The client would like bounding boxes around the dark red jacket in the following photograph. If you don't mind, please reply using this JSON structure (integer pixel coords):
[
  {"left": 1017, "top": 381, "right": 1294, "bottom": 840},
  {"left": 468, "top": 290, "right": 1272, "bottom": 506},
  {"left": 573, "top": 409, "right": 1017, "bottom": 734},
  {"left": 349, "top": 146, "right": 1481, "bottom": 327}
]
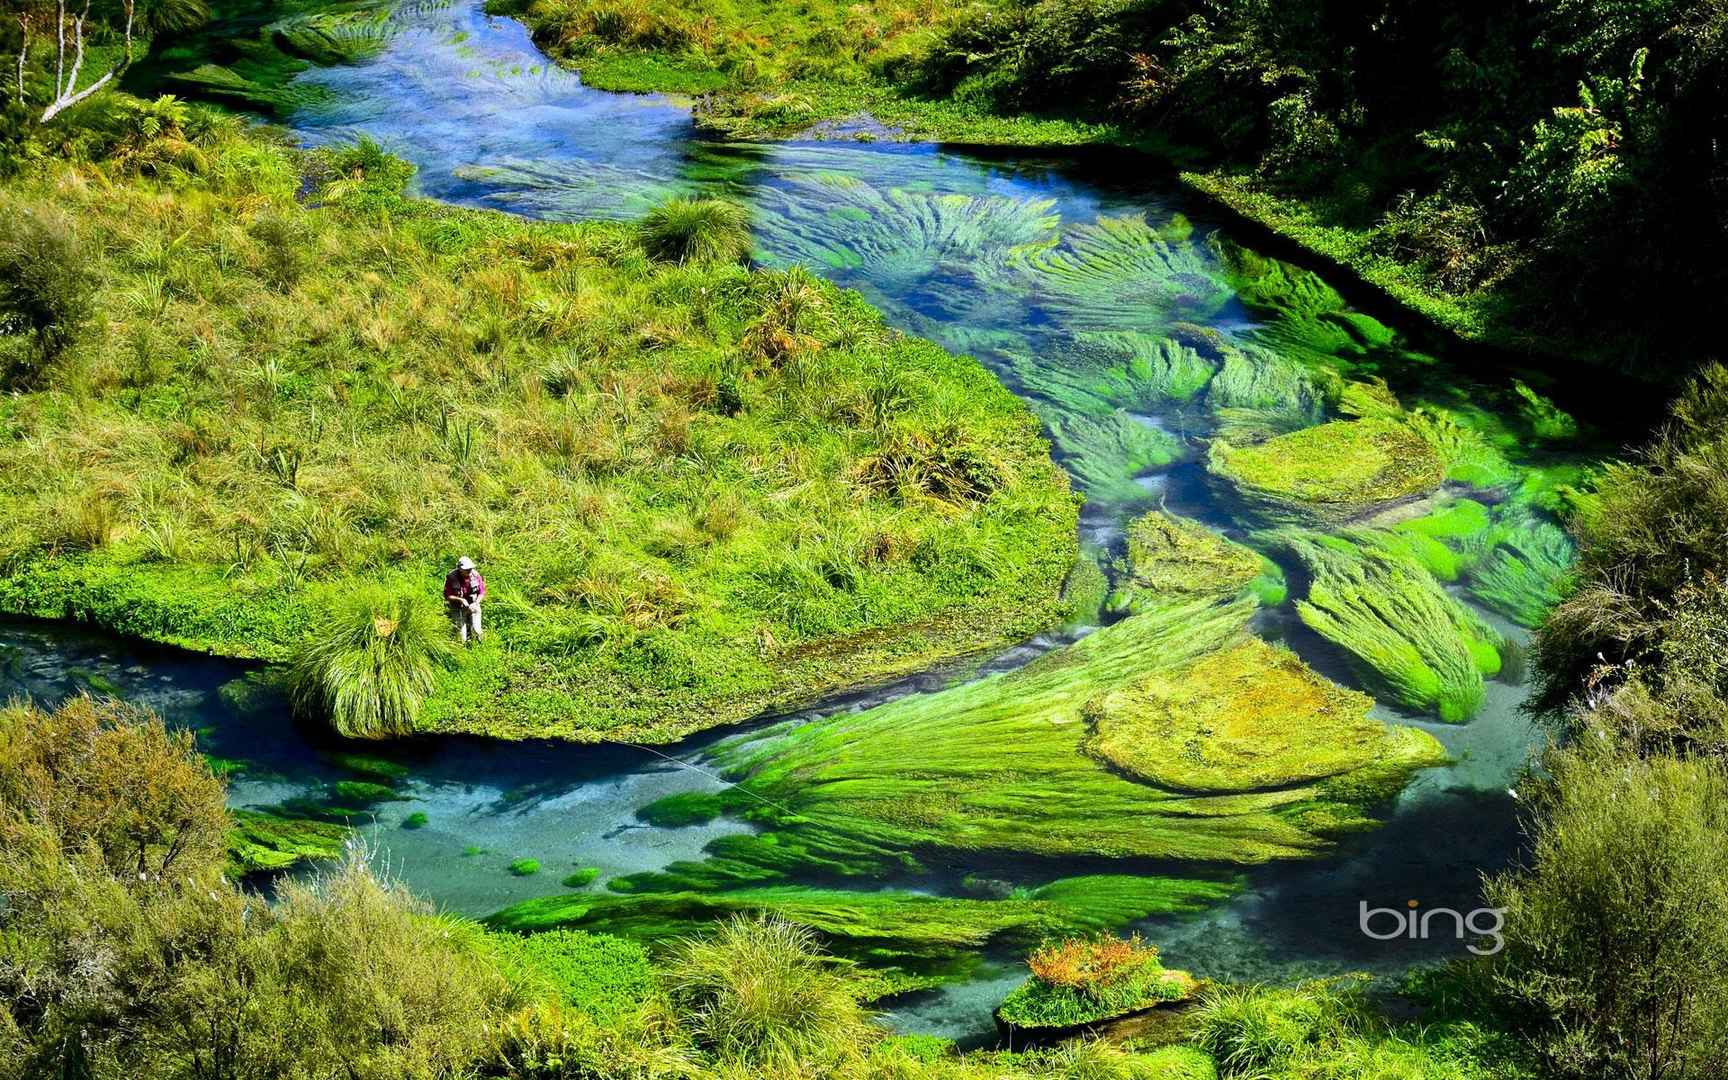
[{"left": 444, "top": 568, "right": 485, "bottom": 604}]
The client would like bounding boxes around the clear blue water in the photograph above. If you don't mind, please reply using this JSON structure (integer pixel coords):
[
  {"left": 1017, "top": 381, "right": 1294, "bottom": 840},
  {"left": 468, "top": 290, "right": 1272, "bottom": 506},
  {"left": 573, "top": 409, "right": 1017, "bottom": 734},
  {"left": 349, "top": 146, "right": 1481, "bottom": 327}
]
[{"left": 10, "top": 0, "right": 1569, "bottom": 1040}]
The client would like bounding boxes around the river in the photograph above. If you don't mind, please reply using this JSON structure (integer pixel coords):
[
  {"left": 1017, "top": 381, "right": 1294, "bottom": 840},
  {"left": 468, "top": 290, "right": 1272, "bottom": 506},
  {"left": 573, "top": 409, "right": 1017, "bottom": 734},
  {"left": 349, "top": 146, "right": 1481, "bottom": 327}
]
[{"left": 13, "top": 0, "right": 1574, "bottom": 1041}]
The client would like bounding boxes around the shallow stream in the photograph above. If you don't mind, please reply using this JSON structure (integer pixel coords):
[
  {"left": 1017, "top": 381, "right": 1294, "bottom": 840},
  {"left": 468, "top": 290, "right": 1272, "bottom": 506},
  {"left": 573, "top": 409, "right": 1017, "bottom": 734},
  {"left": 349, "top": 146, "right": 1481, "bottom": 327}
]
[{"left": 16, "top": 0, "right": 1600, "bottom": 1040}]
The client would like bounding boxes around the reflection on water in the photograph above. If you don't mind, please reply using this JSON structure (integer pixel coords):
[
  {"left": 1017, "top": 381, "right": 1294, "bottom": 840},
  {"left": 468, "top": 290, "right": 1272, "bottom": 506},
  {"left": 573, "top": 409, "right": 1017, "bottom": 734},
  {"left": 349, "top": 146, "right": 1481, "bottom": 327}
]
[{"left": 21, "top": 0, "right": 1580, "bottom": 1040}]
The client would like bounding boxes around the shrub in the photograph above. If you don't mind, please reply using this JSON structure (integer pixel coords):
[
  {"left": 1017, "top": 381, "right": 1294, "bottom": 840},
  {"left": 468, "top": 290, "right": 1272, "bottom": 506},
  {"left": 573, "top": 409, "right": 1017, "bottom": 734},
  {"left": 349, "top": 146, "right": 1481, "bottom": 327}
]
[
  {"left": 0, "top": 696, "right": 229, "bottom": 881},
  {"left": 1486, "top": 747, "right": 1728, "bottom": 1079},
  {"left": 0, "top": 202, "right": 96, "bottom": 376},
  {"left": 285, "top": 587, "right": 458, "bottom": 737},
  {"left": 637, "top": 197, "right": 752, "bottom": 265},
  {"left": 663, "top": 915, "right": 877, "bottom": 1071}
]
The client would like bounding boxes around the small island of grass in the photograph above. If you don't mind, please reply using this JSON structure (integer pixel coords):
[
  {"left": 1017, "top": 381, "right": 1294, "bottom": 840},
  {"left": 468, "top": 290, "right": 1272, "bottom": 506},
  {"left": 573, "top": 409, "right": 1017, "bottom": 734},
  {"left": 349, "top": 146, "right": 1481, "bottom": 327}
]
[{"left": 996, "top": 934, "right": 1197, "bottom": 1036}]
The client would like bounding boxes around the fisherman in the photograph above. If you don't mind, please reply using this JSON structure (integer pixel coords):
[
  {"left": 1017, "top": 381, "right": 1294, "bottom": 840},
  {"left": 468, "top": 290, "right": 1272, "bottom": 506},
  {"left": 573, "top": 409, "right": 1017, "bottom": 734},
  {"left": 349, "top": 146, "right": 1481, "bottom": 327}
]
[{"left": 443, "top": 556, "right": 485, "bottom": 644}]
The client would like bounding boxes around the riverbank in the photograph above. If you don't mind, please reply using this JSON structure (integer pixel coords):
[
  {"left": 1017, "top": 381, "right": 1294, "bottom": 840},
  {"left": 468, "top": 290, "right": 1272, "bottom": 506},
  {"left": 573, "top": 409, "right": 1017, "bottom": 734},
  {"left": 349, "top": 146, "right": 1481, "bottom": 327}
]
[
  {"left": 488, "top": 0, "right": 1709, "bottom": 381},
  {"left": 0, "top": 117, "right": 1078, "bottom": 743}
]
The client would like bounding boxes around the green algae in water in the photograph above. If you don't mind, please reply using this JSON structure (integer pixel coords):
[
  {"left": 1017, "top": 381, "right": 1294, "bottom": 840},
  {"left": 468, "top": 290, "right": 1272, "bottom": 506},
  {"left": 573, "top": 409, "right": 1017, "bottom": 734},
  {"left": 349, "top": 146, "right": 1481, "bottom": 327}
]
[
  {"left": 1110, "top": 510, "right": 1265, "bottom": 614},
  {"left": 1038, "top": 408, "right": 1186, "bottom": 511},
  {"left": 401, "top": 811, "right": 429, "bottom": 829},
  {"left": 636, "top": 790, "right": 733, "bottom": 827},
  {"left": 1209, "top": 417, "right": 1445, "bottom": 527},
  {"left": 509, "top": 858, "right": 542, "bottom": 877},
  {"left": 562, "top": 867, "right": 602, "bottom": 889},
  {"left": 487, "top": 874, "right": 1240, "bottom": 989},
  {"left": 1280, "top": 533, "right": 1507, "bottom": 722},
  {"left": 1019, "top": 213, "right": 1233, "bottom": 332},
  {"left": 229, "top": 809, "right": 349, "bottom": 873},
  {"left": 454, "top": 159, "right": 690, "bottom": 221},
  {"left": 754, "top": 174, "right": 1059, "bottom": 287},
  {"left": 1008, "top": 331, "right": 1217, "bottom": 417},
  {"left": 1464, "top": 511, "right": 1575, "bottom": 627},
  {"left": 1084, "top": 636, "right": 1447, "bottom": 793}
]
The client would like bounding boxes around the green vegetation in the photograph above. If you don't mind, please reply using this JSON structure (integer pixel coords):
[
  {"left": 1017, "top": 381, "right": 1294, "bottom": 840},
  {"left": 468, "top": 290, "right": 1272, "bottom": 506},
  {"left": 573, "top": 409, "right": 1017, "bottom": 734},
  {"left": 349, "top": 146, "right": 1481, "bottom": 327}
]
[
  {"left": 286, "top": 587, "right": 457, "bottom": 738},
  {"left": 561, "top": 866, "right": 600, "bottom": 889},
  {"left": 1017, "top": 214, "right": 1232, "bottom": 333},
  {"left": 0, "top": 111, "right": 1077, "bottom": 743},
  {"left": 1085, "top": 637, "right": 1446, "bottom": 793},
  {"left": 402, "top": 810, "right": 430, "bottom": 829},
  {"left": 1109, "top": 509, "right": 1264, "bottom": 613},
  {"left": 509, "top": 858, "right": 542, "bottom": 877},
  {"left": 0, "top": 700, "right": 1542, "bottom": 1078},
  {"left": 636, "top": 196, "right": 752, "bottom": 266},
  {"left": 1282, "top": 533, "right": 1507, "bottom": 722},
  {"left": 997, "top": 935, "right": 1194, "bottom": 1032},
  {"left": 1208, "top": 418, "right": 1445, "bottom": 527},
  {"left": 230, "top": 808, "right": 351, "bottom": 872}
]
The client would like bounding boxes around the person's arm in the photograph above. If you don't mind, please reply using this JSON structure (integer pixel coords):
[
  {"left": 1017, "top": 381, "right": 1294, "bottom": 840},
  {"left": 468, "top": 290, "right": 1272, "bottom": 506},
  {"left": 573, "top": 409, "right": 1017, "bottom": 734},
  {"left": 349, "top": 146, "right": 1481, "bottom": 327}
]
[{"left": 443, "top": 574, "right": 461, "bottom": 604}]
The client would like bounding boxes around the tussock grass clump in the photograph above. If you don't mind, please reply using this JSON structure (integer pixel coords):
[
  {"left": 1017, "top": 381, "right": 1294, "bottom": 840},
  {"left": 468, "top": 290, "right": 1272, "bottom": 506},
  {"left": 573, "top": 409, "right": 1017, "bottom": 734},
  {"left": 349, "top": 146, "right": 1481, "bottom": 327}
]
[
  {"left": 1085, "top": 637, "right": 1446, "bottom": 792},
  {"left": 998, "top": 934, "right": 1194, "bottom": 1031},
  {"left": 1282, "top": 533, "right": 1507, "bottom": 722},
  {"left": 637, "top": 196, "right": 752, "bottom": 265},
  {"left": 665, "top": 915, "right": 877, "bottom": 1072},
  {"left": 0, "top": 202, "right": 96, "bottom": 379},
  {"left": 285, "top": 588, "right": 456, "bottom": 739},
  {"left": 1111, "top": 510, "right": 1264, "bottom": 612},
  {"left": 1208, "top": 417, "right": 1445, "bottom": 526}
]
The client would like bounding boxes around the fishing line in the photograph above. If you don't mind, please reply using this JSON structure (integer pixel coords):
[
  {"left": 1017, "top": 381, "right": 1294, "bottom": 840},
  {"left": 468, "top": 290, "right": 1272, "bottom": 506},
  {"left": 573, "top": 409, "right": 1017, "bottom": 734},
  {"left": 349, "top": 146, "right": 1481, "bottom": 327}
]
[{"left": 625, "top": 742, "right": 799, "bottom": 819}]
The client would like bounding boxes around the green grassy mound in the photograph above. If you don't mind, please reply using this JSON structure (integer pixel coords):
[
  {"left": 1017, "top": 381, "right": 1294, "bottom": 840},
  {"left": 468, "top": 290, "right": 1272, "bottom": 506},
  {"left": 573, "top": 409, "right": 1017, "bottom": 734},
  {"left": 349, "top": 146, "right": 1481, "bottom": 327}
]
[
  {"left": 0, "top": 125, "right": 1077, "bottom": 742},
  {"left": 1085, "top": 637, "right": 1446, "bottom": 793},
  {"left": 1110, "top": 510, "right": 1265, "bottom": 613},
  {"left": 1209, "top": 417, "right": 1446, "bottom": 527},
  {"left": 997, "top": 936, "right": 1197, "bottom": 1031},
  {"left": 1282, "top": 533, "right": 1508, "bottom": 722}
]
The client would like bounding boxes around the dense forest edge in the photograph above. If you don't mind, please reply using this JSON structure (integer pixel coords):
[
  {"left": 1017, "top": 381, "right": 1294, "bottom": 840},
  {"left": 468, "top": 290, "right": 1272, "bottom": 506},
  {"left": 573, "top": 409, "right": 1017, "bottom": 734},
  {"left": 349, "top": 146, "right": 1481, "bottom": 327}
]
[
  {"left": 483, "top": 0, "right": 1728, "bottom": 377},
  {"left": 5, "top": 2, "right": 1728, "bottom": 1079}
]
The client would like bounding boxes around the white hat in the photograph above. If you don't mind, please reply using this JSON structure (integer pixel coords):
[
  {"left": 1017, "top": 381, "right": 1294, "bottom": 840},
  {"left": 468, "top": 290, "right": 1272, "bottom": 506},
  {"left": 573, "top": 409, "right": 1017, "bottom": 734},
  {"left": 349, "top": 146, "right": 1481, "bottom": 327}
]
[{"left": 457, "top": 556, "right": 475, "bottom": 570}]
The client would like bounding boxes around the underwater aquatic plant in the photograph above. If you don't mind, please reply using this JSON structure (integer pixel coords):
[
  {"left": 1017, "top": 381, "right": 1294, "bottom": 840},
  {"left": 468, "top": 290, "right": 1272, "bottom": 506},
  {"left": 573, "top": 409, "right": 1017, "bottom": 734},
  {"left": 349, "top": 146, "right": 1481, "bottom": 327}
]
[
  {"left": 1512, "top": 379, "right": 1579, "bottom": 443},
  {"left": 455, "top": 159, "right": 687, "bottom": 221},
  {"left": 1007, "top": 331, "right": 1217, "bottom": 417},
  {"left": 275, "top": 8, "right": 404, "bottom": 67},
  {"left": 1204, "top": 338, "right": 1325, "bottom": 442},
  {"left": 637, "top": 197, "right": 753, "bottom": 265},
  {"left": 1110, "top": 509, "right": 1265, "bottom": 613},
  {"left": 1401, "top": 408, "right": 1518, "bottom": 489},
  {"left": 1085, "top": 636, "right": 1446, "bottom": 791},
  {"left": 1019, "top": 213, "right": 1233, "bottom": 332},
  {"left": 1038, "top": 408, "right": 1186, "bottom": 510},
  {"left": 1465, "top": 512, "right": 1576, "bottom": 627},
  {"left": 285, "top": 587, "right": 457, "bottom": 738},
  {"left": 1208, "top": 417, "right": 1445, "bottom": 526},
  {"left": 1281, "top": 533, "right": 1506, "bottom": 722}
]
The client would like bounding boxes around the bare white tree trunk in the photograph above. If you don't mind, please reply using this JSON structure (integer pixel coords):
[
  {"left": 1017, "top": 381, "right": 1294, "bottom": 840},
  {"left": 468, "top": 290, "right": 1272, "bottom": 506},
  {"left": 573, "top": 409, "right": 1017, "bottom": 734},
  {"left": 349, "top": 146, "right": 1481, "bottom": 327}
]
[
  {"left": 14, "top": 15, "right": 29, "bottom": 103},
  {"left": 39, "top": 0, "right": 116, "bottom": 123},
  {"left": 122, "top": 0, "right": 134, "bottom": 61}
]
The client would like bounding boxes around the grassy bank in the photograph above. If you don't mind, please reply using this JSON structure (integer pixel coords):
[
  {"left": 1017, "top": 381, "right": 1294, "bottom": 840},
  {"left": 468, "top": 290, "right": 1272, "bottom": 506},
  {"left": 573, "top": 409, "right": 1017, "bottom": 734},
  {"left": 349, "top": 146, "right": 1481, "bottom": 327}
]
[{"left": 0, "top": 105, "right": 1078, "bottom": 742}]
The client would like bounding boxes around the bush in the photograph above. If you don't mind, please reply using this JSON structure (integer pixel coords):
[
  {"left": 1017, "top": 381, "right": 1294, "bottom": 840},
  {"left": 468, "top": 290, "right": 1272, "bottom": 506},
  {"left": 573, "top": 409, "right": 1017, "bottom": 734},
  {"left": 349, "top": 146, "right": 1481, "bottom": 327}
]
[
  {"left": 663, "top": 915, "right": 877, "bottom": 1071},
  {"left": 637, "top": 197, "right": 752, "bottom": 265},
  {"left": 1486, "top": 747, "right": 1728, "bottom": 1079},
  {"left": 286, "top": 587, "right": 458, "bottom": 737},
  {"left": 0, "top": 202, "right": 96, "bottom": 376}
]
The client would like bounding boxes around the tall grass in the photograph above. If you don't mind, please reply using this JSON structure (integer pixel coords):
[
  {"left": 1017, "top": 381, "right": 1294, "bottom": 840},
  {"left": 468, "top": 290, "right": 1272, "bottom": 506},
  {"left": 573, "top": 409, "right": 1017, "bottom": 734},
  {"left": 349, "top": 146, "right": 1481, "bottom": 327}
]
[
  {"left": 637, "top": 197, "right": 753, "bottom": 265},
  {"left": 664, "top": 915, "right": 876, "bottom": 1072},
  {"left": 286, "top": 587, "right": 457, "bottom": 737}
]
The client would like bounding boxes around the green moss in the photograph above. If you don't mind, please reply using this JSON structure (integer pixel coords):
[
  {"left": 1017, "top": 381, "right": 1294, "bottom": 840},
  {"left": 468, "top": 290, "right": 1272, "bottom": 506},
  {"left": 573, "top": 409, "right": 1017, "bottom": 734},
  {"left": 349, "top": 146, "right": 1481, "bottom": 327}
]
[
  {"left": 401, "top": 811, "right": 429, "bottom": 830},
  {"left": 227, "top": 809, "right": 349, "bottom": 873},
  {"left": 1111, "top": 510, "right": 1264, "bottom": 613},
  {"left": 330, "top": 781, "right": 403, "bottom": 805},
  {"left": 1208, "top": 417, "right": 1445, "bottom": 526},
  {"left": 509, "top": 858, "right": 542, "bottom": 877},
  {"left": 1085, "top": 636, "right": 1446, "bottom": 792},
  {"left": 562, "top": 867, "right": 601, "bottom": 889},
  {"left": 487, "top": 929, "right": 655, "bottom": 1022},
  {"left": 1281, "top": 533, "right": 1507, "bottom": 722}
]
